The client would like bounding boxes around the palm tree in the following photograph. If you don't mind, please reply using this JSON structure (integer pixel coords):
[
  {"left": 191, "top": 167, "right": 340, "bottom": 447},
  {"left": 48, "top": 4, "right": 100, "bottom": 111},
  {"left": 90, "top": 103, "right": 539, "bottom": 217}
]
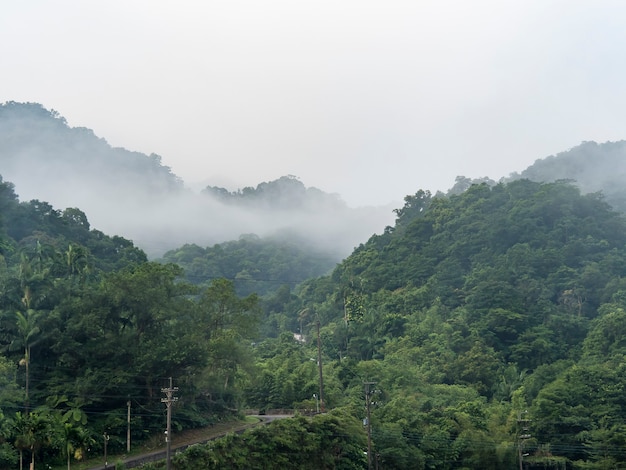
[
  {"left": 12, "top": 310, "right": 41, "bottom": 411},
  {"left": 26, "top": 411, "right": 52, "bottom": 470},
  {"left": 62, "top": 423, "right": 77, "bottom": 470},
  {"left": 297, "top": 308, "right": 310, "bottom": 337},
  {"left": 61, "top": 422, "right": 92, "bottom": 470},
  {"left": 12, "top": 410, "right": 52, "bottom": 470},
  {"left": 12, "top": 412, "right": 29, "bottom": 470},
  {"left": 64, "top": 243, "right": 91, "bottom": 281}
]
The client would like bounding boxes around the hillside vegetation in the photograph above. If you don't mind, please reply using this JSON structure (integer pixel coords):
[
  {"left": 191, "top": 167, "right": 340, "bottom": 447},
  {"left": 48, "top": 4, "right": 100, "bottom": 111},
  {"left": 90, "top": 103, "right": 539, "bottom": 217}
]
[
  {"left": 2, "top": 115, "right": 626, "bottom": 467},
  {"left": 245, "top": 180, "right": 626, "bottom": 469},
  {"left": 159, "top": 234, "right": 337, "bottom": 298}
]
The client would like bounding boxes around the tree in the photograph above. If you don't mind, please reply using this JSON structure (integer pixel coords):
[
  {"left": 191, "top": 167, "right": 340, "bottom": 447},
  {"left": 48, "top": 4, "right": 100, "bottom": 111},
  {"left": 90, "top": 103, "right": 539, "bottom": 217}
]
[
  {"left": 194, "top": 279, "right": 261, "bottom": 409},
  {"left": 199, "top": 278, "right": 260, "bottom": 338},
  {"left": 171, "top": 410, "right": 367, "bottom": 469},
  {"left": 393, "top": 189, "right": 432, "bottom": 227},
  {"left": 532, "top": 362, "right": 626, "bottom": 463},
  {"left": 12, "top": 410, "right": 54, "bottom": 470},
  {"left": 12, "top": 412, "right": 29, "bottom": 470},
  {"left": 60, "top": 420, "right": 93, "bottom": 470},
  {"left": 11, "top": 310, "right": 42, "bottom": 410}
]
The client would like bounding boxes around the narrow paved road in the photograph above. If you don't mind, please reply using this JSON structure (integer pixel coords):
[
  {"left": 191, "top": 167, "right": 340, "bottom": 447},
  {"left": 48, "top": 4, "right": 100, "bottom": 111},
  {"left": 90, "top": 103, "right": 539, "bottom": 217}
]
[{"left": 87, "top": 415, "right": 291, "bottom": 470}]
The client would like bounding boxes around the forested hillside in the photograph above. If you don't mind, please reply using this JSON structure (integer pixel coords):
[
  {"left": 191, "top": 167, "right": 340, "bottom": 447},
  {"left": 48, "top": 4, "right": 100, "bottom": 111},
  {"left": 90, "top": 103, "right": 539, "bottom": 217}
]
[
  {"left": 238, "top": 179, "right": 626, "bottom": 469},
  {"left": 203, "top": 174, "right": 346, "bottom": 211},
  {"left": 4, "top": 176, "right": 626, "bottom": 468},
  {"left": 4, "top": 107, "right": 626, "bottom": 468},
  {"left": 159, "top": 235, "right": 337, "bottom": 297},
  {"left": 0, "top": 173, "right": 276, "bottom": 468}
]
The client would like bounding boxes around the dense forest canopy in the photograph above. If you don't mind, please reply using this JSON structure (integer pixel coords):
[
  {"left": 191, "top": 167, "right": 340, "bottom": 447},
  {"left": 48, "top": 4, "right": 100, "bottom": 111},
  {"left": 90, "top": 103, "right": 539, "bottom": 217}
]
[
  {"left": 0, "top": 174, "right": 270, "bottom": 467},
  {"left": 2, "top": 175, "right": 626, "bottom": 467},
  {"left": 252, "top": 179, "right": 626, "bottom": 469},
  {"left": 159, "top": 234, "right": 337, "bottom": 298}
]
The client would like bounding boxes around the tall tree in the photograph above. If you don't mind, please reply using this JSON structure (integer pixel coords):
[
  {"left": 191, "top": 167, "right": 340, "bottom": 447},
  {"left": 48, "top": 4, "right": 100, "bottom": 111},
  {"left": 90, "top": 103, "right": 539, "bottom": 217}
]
[{"left": 11, "top": 310, "right": 41, "bottom": 410}]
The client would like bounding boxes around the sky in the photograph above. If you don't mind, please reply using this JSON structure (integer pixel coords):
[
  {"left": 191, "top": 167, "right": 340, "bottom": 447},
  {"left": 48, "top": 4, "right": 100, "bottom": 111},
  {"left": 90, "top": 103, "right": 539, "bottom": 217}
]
[{"left": 3, "top": 0, "right": 626, "bottom": 207}]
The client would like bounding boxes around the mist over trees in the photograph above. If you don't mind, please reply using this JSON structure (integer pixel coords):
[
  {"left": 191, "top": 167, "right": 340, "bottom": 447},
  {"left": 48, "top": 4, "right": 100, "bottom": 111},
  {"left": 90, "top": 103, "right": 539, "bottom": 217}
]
[
  {"left": 508, "top": 140, "right": 626, "bottom": 212},
  {"left": 159, "top": 234, "right": 338, "bottom": 298},
  {"left": 0, "top": 102, "right": 394, "bottom": 258},
  {"left": 203, "top": 175, "right": 346, "bottom": 211}
]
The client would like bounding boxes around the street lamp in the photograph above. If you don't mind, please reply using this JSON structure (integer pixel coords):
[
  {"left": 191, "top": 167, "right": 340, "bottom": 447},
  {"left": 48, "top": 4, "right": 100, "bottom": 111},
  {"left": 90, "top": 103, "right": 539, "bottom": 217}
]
[{"left": 313, "top": 393, "right": 319, "bottom": 413}]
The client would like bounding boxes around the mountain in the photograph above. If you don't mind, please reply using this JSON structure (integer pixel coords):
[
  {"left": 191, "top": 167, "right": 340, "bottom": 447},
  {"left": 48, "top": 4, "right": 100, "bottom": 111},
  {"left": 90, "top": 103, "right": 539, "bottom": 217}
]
[
  {"left": 508, "top": 140, "right": 626, "bottom": 212},
  {"left": 0, "top": 102, "right": 394, "bottom": 258},
  {"left": 0, "top": 101, "right": 184, "bottom": 199}
]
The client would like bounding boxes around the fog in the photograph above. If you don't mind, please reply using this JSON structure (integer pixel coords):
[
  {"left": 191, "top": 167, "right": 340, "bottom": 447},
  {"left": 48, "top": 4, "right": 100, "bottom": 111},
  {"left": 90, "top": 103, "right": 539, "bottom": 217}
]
[
  {"left": 6, "top": 101, "right": 626, "bottom": 260},
  {"left": 97, "top": 189, "right": 395, "bottom": 259},
  {"left": 1, "top": 136, "right": 395, "bottom": 259}
]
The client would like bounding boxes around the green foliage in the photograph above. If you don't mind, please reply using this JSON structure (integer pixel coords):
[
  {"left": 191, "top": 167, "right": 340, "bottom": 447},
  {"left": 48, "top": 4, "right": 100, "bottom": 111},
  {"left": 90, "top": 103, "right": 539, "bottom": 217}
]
[
  {"left": 172, "top": 411, "right": 367, "bottom": 469},
  {"left": 160, "top": 235, "right": 337, "bottom": 298},
  {"left": 3, "top": 170, "right": 626, "bottom": 468},
  {"left": 533, "top": 362, "right": 626, "bottom": 463},
  {"left": 0, "top": 186, "right": 267, "bottom": 459},
  {"left": 290, "top": 179, "right": 626, "bottom": 467}
]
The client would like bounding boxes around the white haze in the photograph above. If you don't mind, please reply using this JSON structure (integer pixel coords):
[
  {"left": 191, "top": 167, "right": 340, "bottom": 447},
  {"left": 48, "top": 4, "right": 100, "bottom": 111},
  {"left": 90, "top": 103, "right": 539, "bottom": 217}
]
[{"left": 2, "top": 152, "right": 395, "bottom": 259}]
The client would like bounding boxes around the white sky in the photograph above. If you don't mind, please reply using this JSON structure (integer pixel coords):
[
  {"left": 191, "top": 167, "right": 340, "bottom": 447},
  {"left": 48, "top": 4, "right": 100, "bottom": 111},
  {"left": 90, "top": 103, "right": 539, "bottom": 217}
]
[{"left": 3, "top": 1, "right": 626, "bottom": 207}]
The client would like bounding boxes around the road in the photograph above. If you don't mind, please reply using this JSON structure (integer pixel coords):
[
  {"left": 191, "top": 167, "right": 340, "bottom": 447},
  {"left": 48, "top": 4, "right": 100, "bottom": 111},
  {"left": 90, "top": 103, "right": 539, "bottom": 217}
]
[{"left": 86, "top": 415, "right": 291, "bottom": 470}]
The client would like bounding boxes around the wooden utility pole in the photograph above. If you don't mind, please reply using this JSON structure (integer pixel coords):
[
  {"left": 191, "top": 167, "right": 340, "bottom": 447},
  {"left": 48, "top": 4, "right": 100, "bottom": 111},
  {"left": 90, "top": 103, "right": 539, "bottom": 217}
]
[
  {"left": 127, "top": 399, "right": 131, "bottom": 452},
  {"left": 364, "top": 381, "right": 376, "bottom": 470},
  {"left": 161, "top": 377, "right": 178, "bottom": 470},
  {"left": 517, "top": 410, "right": 531, "bottom": 470},
  {"left": 103, "top": 432, "right": 109, "bottom": 469},
  {"left": 316, "top": 319, "right": 325, "bottom": 412}
]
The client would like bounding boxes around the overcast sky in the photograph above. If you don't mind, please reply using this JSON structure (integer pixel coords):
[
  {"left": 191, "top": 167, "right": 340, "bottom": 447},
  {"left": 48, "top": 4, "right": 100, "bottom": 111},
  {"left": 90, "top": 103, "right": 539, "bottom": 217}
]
[{"left": 3, "top": 1, "right": 626, "bottom": 207}]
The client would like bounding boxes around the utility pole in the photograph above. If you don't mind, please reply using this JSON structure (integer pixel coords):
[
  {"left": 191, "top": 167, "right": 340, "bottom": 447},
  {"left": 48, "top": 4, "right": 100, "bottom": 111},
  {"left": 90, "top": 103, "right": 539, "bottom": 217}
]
[
  {"left": 517, "top": 410, "right": 531, "bottom": 470},
  {"left": 364, "top": 381, "right": 376, "bottom": 470},
  {"left": 103, "top": 432, "right": 109, "bottom": 469},
  {"left": 127, "top": 398, "right": 131, "bottom": 452},
  {"left": 316, "top": 319, "right": 325, "bottom": 412},
  {"left": 161, "top": 377, "right": 179, "bottom": 470}
]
